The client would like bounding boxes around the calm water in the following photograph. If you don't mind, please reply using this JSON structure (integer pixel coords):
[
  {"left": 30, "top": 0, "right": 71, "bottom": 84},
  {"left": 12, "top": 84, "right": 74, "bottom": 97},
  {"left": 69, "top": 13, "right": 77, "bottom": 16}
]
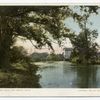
[{"left": 36, "top": 61, "right": 100, "bottom": 88}]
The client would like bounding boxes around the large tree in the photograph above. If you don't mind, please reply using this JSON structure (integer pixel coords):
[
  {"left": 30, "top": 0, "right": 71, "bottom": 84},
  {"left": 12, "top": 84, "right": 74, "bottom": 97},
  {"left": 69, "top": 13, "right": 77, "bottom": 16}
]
[
  {"left": 0, "top": 6, "right": 72, "bottom": 69},
  {"left": 70, "top": 6, "right": 99, "bottom": 64}
]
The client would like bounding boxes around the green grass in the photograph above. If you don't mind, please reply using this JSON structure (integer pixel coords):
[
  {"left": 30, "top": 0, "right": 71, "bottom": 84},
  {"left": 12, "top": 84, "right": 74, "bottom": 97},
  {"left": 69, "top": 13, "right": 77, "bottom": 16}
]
[{"left": 0, "top": 62, "right": 41, "bottom": 88}]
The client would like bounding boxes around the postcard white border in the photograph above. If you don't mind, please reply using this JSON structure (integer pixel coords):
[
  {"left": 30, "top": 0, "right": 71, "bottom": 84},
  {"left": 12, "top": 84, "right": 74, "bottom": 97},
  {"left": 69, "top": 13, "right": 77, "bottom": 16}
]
[
  {"left": 0, "top": 88, "right": 100, "bottom": 96},
  {"left": 0, "top": 0, "right": 99, "bottom": 5}
]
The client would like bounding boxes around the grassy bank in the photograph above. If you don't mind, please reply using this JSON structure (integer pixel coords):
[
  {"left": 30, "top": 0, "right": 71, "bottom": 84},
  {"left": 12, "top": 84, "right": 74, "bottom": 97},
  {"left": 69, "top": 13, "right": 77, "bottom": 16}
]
[{"left": 0, "top": 62, "right": 41, "bottom": 88}]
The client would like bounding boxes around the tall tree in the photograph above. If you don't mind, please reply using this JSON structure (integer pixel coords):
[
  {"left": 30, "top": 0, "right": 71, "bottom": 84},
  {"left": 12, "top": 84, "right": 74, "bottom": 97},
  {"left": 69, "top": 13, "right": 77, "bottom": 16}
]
[
  {"left": 70, "top": 6, "right": 99, "bottom": 64},
  {"left": 0, "top": 6, "right": 72, "bottom": 68}
]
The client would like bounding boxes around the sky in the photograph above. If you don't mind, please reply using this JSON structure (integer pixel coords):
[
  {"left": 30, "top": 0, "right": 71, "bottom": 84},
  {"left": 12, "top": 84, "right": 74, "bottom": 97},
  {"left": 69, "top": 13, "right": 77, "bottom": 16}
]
[
  {"left": 15, "top": 7, "right": 100, "bottom": 54},
  {"left": 64, "top": 9, "right": 100, "bottom": 45},
  {"left": 15, "top": 37, "right": 72, "bottom": 54}
]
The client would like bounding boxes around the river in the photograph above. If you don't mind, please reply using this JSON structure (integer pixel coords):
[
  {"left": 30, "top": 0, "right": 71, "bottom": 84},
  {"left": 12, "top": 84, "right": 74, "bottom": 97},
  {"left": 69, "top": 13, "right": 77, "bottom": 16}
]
[{"left": 35, "top": 61, "right": 100, "bottom": 88}]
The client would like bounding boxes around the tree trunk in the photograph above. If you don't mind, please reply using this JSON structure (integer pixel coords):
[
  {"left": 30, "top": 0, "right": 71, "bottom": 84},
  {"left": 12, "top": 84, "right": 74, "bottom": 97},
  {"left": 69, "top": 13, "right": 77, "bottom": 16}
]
[
  {"left": 0, "top": 33, "right": 12, "bottom": 69},
  {"left": 0, "top": 16, "right": 12, "bottom": 70}
]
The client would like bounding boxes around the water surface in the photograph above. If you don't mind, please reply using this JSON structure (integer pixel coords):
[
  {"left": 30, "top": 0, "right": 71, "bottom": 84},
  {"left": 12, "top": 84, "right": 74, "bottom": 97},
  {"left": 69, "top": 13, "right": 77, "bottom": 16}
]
[{"left": 36, "top": 61, "right": 100, "bottom": 88}]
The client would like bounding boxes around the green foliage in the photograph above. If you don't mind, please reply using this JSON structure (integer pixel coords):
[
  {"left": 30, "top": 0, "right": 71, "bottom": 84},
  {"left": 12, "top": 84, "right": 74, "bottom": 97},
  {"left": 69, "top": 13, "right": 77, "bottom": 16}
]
[
  {"left": 0, "top": 6, "right": 73, "bottom": 68},
  {"left": 10, "top": 46, "right": 29, "bottom": 63},
  {"left": 0, "top": 6, "right": 100, "bottom": 87},
  {"left": 0, "top": 63, "right": 41, "bottom": 88},
  {"left": 0, "top": 6, "right": 72, "bottom": 87},
  {"left": 31, "top": 52, "right": 48, "bottom": 62},
  {"left": 31, "top": 52, "right": 64, "bottom": 62},
  {"left": 0, "top": 6, "right": 71, "bottom": 49},
  {"left": 0, "top": 46, "right": 41, "bottom": 88},
  {"left": 47, "top": 52, "right": 64, "bottom": 61},
  {"left": 0, "top": 6, "right": 99, "bottom": 66},
  {"left": 70, "top": 6, "right": 99, "bottom": 64}
]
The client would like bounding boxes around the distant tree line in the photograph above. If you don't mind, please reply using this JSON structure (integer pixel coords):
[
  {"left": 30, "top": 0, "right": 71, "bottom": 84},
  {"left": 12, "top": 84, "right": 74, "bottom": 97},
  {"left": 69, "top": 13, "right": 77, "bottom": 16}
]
[{"left": 30, "top": 52, "right": 64, "bottom": 62}]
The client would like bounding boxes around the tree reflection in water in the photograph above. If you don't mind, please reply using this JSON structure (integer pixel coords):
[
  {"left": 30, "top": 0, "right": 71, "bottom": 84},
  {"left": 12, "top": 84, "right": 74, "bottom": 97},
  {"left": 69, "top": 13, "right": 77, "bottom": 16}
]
[
  {"left": 62, "top": 62, "right": 98, "bottom": 88},
  {"left": 75, "top": 65, "right": 97, "bottom": 88}
]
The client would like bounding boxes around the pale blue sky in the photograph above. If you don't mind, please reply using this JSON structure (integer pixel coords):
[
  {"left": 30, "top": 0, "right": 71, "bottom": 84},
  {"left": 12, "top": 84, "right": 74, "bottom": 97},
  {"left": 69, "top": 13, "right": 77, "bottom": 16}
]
[{"left": 64, "top": 8, "right": 100, "bottom": 45}]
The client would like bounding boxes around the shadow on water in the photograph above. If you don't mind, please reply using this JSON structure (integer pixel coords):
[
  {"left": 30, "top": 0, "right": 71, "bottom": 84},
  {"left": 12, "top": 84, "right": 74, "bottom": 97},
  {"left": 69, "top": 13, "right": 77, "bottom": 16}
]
[
  {"left": 74, "top": 65, "right": 97, "bottom": 88},
  {"left": 62, "top": 62, "right": 98, "bottom": 88}
]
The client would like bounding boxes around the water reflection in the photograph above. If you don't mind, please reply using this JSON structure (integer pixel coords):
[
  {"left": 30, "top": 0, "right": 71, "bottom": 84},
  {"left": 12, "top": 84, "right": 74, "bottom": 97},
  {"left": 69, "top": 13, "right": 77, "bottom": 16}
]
[
  {"left": 36, "top": 61, "right": 100, "bottom": 88},
  {"left": 75, "top": 65, "right": 97, "bottom": 88},
  {"left": 62, "top": 62, "right": 77, "bottom": 88}
]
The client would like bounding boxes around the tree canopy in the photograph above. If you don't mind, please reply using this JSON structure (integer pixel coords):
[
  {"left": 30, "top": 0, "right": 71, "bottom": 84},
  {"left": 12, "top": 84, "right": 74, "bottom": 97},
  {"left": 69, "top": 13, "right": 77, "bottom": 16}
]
[
  {"left": 69, "top": 6, "right": 99, "bottom": 64},
  {"left": 0, "top": 6, "right": 99, "bottom": 68},
  {"left": 0, "top": 6, "right": 72, "bottom": 68}
]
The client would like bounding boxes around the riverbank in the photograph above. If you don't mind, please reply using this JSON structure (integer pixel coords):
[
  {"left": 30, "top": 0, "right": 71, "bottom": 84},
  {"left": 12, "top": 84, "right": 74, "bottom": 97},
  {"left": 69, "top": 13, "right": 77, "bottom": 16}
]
[
  {"left": 0, "top": 62, "right": 40, "bottom": 88},
  {"left": 34, "top": 61, "right": 65, "bottom": 67},
  {"left": 34, "top": 60, "right": 100, "bottom": 67},
  {"left": 0, "top": 61, "right": 100, "bottom": 88}
]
